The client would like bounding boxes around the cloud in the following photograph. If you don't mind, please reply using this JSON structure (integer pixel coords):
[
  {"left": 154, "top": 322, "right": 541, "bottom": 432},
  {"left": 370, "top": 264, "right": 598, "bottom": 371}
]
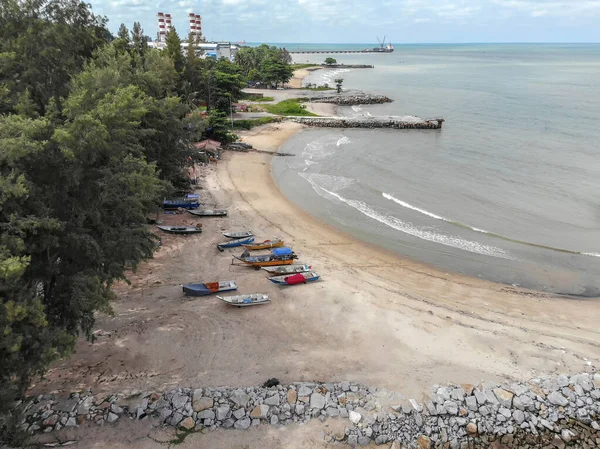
[{"left": 88, "top": 0, "right": 600, "bottom": 42}]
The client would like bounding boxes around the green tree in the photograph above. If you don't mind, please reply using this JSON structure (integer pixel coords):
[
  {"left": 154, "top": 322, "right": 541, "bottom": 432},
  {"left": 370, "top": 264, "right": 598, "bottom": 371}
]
[
  {"left": 164, "top": 27, "right": 184, "bottom": 75},
  {"left": 324, "top": 57, "right": 337, "bottom": 65},
  {"left": 117, "top": 23, "right": 129, "bottom": 41},
  {"left": 0, "top": 0, "right": 110, "bottom": 115},
  {"left": 131, "top": 22, "right": 148, "bottom": 59},
  {"left": 334, "top": 78, "right": 344, "bottom": 93}
]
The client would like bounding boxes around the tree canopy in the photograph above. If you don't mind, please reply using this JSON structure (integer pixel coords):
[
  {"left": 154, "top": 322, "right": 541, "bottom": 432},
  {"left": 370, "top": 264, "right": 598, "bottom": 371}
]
[
  {"left": 0, "top": 1, "right": 297, "bottom": 432},
  {"left": 235, "top": 44, "right": 293, "bottom": 88}
]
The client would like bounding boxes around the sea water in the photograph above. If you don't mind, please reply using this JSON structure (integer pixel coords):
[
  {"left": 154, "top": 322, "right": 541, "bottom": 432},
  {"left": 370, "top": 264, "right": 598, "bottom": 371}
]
[{"left": 272, "top": 44, "right": 600, "bottom": 296}]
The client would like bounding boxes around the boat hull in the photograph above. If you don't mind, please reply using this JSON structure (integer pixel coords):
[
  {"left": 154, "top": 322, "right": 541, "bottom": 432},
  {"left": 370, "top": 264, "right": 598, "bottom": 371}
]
[
  {"left": 217, "top": 293, "right": 270, "bottom": 307},
  {"left": 222, "top": 231, "right": 253, "bottom": 239},
  {"left": 157, "top": 225, "right": 202, "bottom": 234},
  {"left": 183, "top": 281, "right": 238, "bottom": 296},
  {"left": 242, "top": 239, "right": 284, "bottom": 250},
  {"left": 188, "top": 209, "right": 228, "bottom": 217},
  {"left": 269, "top": 272, "right": 320, "bottom": 285},
  {"left": 261, "top": 264, "right": 311, "bottom": 275},
  {"left": 217, "top": 237, "right": 254, "bottom": 250}
]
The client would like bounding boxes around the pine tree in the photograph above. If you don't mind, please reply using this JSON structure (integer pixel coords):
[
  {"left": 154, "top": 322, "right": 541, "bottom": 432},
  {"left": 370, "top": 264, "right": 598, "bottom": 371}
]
[{"left": 165, "top": 27, "right": 185, "bottom": 75}]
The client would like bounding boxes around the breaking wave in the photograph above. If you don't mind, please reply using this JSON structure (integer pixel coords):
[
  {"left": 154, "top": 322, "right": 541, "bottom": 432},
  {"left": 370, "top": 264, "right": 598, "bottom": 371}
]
[
  {"left": 382, "top": 192, "right": 599, "bottom": 258},
  {"left": 301, "top": 177, "right": 513, "bottom": 259}
]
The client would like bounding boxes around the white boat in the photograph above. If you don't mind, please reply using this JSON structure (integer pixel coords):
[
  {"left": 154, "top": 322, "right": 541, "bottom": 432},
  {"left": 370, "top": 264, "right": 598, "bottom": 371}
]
[
  {"left": 217, "top": 293, "right": 270, "bottom": 307},
  {"left": 261, "top": 264, "right": 312, "bottom": 275},
  {"left": 222, "top": 230, "right": 253, "bottom": 239}
]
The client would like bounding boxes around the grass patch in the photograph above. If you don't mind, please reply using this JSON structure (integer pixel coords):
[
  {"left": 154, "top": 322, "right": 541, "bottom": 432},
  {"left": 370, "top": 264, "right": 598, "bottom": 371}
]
[
  {"left": 248, "top": 96, "right": 275, "bottom": 102},
  {"left": 291, "top": 63, "right": 319, "bottom": 70},
  {"left": 263, "top": 99, "right": 318, "bottom": 116},
  {"left": 233, "top": 117, "right": 279, "bottom": 129}
]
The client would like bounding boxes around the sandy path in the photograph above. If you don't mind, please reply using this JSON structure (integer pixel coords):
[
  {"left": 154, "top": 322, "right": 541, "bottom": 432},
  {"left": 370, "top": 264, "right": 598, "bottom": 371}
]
[{"left": 31, "top": 123, "right": 600, "bottom": 448}]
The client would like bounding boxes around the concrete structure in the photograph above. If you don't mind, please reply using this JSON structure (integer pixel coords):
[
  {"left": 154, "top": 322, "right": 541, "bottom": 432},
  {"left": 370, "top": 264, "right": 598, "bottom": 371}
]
[
  {"left": 157, "top": 12, "right": 172, "bottom": 43},
  {"left": 188, "top": 13, "right": 203, "bottom": 42}
]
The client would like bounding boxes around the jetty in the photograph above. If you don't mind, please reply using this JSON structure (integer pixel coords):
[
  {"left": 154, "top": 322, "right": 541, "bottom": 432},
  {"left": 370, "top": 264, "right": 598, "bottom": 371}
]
[
  {"left": 285, "top": 116, "right": 445, "bottom": 130},
  {"left": 289, "top": 50, "right": 377, "bottom": 54}
]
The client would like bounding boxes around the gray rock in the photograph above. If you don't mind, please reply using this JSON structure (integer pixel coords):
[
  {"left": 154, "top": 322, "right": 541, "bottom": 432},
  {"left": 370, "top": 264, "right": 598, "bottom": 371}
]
[
  {"left": 474, "top": 389, "right": 486, "bottom": 405},
  {"left": 341, "top": 382, "right": 350, "bottom": 392},
  {"left": 234, "top": 417, "right": 251, "bottom": 430},
  {"left": 310, "top": 392, "right": 325, "bottom": 409},
  {"left": 198, "top": 410, "right": 215, "bottom": 420},
  {"left": 216, "top": 405, "right": 230, "bottom": 421},
  {"left": 547, "top": 391, "right": 569, "bottom": 406},
  {"left": 65, "top": 417, "right": 77, "bottom": 427},
  {"left": 557, "top": 374, "right": 569, "bottom": 387},
  {"left": 375, "top": 435, "right": 388, "bottom": 445},
  {"left": 513, "top": 395, "right": 534, "bottom": 411},
  {"left": 270, "top": 415, "right": 278, "bottom": 425},
  {"left": 340, "top": 408, "right": 349, "bottom": 418},
  {"left": 358, "top": 436, "right": 370, "bottom": 446},
  {"left": 77, "top": 397, "right": 94, "bottom": 415},
  {"left": 348, "top": 435, "right": 358, "bottom": 447},
  {"left": 297, "top": 385, "right": 313, "bottom": 397},
  {"left": 364, "top": 427, "right": 373, "bottom": 437},
  {"left": 171, "top": 393, "right": 189, "bottom": 410},
  {"left": 223, "top": 418, "right": 235, "bottom": 428},
  {"left": 513, "top": 409, "right": 525, "bottom": 424},
  {"left": 326, "top": 407, "right": 339, "bottom": 417},
  {"left": 110, "top": 404, "right": 123, "bottom": 414},
  {"left": 295, "top": 404, "right": 305, "bottom": 415},
  {"left": 465, "top": 396, "right": 478, "bottom": 411},
  {"left": 264, "top": 394, "right": 280, "bottom": 406},
  {"left": 561, "top": 429, "right": 575, "bottom": 442},
  {"left": 443, "top": 401, "right": 458, "bottom": 415},
  {"left": 230, "top": 390, "right": 250, "bottom": 408},
  {"left": 499, "top": 407, "right": 511, "bottom": 418},
  {"left": 55, "top": 399, "right": 78, "bottom": 413},
  {"left": 233, "top": 408, "right": 246, "bottom": 419},
  {"left": 107, "top": 412, "right": 119, "bottom": 423},
  {"left": 349, "top": 410, "right": 362, "bottom": 424},
  {"left": 479, "top": 406, "right": 490, "bottom": 416}
]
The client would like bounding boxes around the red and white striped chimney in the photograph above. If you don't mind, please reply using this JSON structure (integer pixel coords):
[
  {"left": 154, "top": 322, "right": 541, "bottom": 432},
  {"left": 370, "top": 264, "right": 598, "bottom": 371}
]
[{"left": 157, "top": 12, "right": 166, "bottom": 42}]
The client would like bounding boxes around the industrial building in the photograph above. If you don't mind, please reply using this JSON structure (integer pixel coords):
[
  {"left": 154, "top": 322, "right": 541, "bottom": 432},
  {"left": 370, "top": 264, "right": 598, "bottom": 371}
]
[{"left": 149, "top": 12, "right": 242, "bottom": 60}]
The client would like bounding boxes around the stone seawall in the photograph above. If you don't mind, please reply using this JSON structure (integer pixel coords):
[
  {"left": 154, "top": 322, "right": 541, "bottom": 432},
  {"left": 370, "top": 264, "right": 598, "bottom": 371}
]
[
  {"left": 308, "top": 94, "right": 392, "bottom": 105},
  {"left": 288, "top": 116, "right": 444, "bottom": 130},
  {"left": 7, "top": 372, "right": 600, "bottom": 448}
]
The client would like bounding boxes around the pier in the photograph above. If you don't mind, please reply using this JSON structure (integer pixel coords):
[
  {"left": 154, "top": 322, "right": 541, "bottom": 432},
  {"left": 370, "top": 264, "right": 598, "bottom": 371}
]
[
  {"left": 288, "top": 50, "right": 371, "bottom": 54},
  {"left": 285, "top": 116, "right": 445, "bottom": 129}
]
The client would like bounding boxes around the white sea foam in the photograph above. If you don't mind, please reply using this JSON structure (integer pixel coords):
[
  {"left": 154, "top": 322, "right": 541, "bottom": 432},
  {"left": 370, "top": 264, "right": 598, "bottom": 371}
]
[
  {"left": 301, "top": 180, "right": 512, "bottom": 259},
  {"left": 351, "top": 105, "right": 362, "bottom": 112},
  {"left": 336, "top": 136, "right": 351, "bottom": 146},
  {"left": 583, "top": 252, "right": 600, "bottom": 258},
  {"left": 298, "top": 172, "right": 355, "bottom": 192},
  {"left": 383, "top": 193, "right": 445, "bottom": 220}
]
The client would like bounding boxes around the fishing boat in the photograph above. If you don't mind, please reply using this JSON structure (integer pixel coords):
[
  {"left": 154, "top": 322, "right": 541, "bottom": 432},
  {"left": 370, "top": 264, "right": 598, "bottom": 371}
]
[
  {"left": 217, "top": 236, "right": 254, "bottom": 251},
  {"left": 217, "top": 293, "right": 270, "bottom": 307},
  {"left": 233, "top": 247, "right": 297, "bottom": 268},
  {"left": 182, "top": 280, "right": 237, "bottom": 297},
  {"left": 222, "top": 230, "right": 253, "bottom": 239},
  {"left": 163, "top": 198, "right": 200, "bottom": 210},
  {"left": 242, "top": 238, "right": 284, "bottom": 250},
  {"left": 157, "top": 225, "right": 202, "bottom": 234},
  {"left": 188, "top": 209, "right": 228, "bottom": 217},
  {"left": 261, "top": 264, "right": 312, "bottom": 275},
  {"left": 269, "top": 271, "right": 320, "bottom": 285}
]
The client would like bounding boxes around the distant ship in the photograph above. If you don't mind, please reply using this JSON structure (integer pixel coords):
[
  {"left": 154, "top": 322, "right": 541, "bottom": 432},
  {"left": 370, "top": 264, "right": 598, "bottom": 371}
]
[{"left": 363, "top": 36, "right": 394, "bottom": 53}]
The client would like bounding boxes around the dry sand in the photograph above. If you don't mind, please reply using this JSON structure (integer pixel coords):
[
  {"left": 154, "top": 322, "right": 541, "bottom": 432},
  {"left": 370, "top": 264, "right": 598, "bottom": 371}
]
[
  {"left": 288, "top": 67, "right": 322, "bottom": 88},
  {"left": 32, "top": 122, "right": 600, "bottom": 448}
]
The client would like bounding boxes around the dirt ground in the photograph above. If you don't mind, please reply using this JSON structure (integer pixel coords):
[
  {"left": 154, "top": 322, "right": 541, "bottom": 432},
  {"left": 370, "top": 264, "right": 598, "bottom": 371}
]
[{"left": 29, "top": 122, "right": 600, "bottom": 448}]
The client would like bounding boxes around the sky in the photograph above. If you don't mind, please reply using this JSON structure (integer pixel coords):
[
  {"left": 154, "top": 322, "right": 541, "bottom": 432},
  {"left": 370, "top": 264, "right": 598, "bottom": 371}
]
[{"left": 89, "top": 0, "right": 600, "bottom": 43}]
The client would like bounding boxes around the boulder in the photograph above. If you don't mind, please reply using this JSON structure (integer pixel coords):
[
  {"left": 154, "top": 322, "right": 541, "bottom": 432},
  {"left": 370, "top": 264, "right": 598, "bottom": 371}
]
[
  {"left": 250, "top": 404, "right": 269, "bottom": 419},
  {"left": 264, "top": 394, "right": 280, "bottom": 406},
  {"left": 310, "top": 392, "right": 325, "bottom": 410},
  {"left": 287, "top": 390, "right": 297, "bottom": 405},
  {"left": 349, "top": 410, "right": 362, "bottom": 424},
  {"left": 230, "top": 390, "right": 250, "bottom": 408},
  {"left": 417, "top": 435, "right": 431, "bottom": 449},
  {"left": 216, "top": 405, "right": 230, "bottom": 421},
  {"left": 198, "top": 409, "right": 215, "bottom": 420},
  {"left": 234, "top": 417, "right": 251, "bottom": 430},
  {"left": 547, "top": 391, "right": 569, "bottom": 407},
  {"left": 179, "top": 417, "right": 195, "bottom": 430},
  {"left": 466, "top": 422, "right": 477, "bottom": 434},
  {"left": 193, "top": 397, "right": 213, "bottom": 412},
  {"left": 233, "top": 408, "right": 246, "bottom": 419},
  {"left": 493, "top": 388, "right": 513, "bottom": 408}
]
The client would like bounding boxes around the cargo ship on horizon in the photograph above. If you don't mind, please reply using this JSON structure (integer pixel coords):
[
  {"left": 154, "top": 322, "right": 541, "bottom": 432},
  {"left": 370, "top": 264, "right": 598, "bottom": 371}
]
[{"left": 363, "top": 36, "right": 394, "bottom": 53}]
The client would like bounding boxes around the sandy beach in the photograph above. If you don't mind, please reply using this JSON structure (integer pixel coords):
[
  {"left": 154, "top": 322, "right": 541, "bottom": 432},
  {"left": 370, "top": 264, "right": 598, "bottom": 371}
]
[
  {"left": 32, "top": 120, "right": 600, "bottom": 448},
  {"left": 288, "top": 66, "right": 322, "bottom": 88}
]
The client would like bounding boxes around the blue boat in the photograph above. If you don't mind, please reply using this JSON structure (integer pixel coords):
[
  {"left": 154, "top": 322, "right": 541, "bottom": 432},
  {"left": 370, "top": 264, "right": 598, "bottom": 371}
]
[
  {"left": 163, "top": 198, "right": 200, "bottom": 210},
  {"left": 217, "top": 236, "right": 255, "bottom": 251},
  {"left": 183, "top": 280, "right": 237, "bottom": 297}
]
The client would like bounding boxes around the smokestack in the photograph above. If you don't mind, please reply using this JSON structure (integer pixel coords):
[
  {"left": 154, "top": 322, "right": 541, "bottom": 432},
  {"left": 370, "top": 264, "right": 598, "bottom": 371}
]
[{"left": 157, "top": 12, "right": 166, "bottom": 42}]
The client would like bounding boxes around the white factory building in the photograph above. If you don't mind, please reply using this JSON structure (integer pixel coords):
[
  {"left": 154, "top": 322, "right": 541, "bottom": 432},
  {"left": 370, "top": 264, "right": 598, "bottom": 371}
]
[{"left": 149, "top": 12, "right": 242, "bottom": 60}]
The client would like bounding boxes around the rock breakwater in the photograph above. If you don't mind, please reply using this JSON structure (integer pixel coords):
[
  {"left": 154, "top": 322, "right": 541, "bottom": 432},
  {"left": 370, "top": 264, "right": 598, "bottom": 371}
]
[
  {"left": 287, "top": 116, "right": 444, "bottom": 129},
  {"left": 7, "top": 372, "right": 600, "bottom": 448},
  {"left": 308, "top": 94, "right": 392, "bottom": 105}
]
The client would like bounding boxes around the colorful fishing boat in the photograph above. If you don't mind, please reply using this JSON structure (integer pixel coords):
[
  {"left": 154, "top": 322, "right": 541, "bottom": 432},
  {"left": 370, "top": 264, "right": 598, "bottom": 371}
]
[
  {"left": 269, "top": 271, "right": 320, "bottom": 285},
  {"left": 188, "top": 209, "right": 228, "bottom": 217},
  {"left": 157, "top": 225, "right": 202, "bottom": 234},
  {"left": 222, "top": 230, "right": 253, "bottom": 239},
  {"left": 233, "top": 247, "right": 297, "bottom": 268},
  {"left": 217, "top": 236, "right": 254, "bottom": 251},
  {"left": 261, "top": 264, "right": 312, "bottom": 275},
  {"left": 217, "top": 293, "right": 270, "bottom": 307},
  {"left": 183, "top": 280, "right": 237, "bottom": 296},
  {"left": 163, "top": 198, "right": 200, "bottom": 210},
  {"left": 242, "top": 238, "right": 284, "bottom": 250}
]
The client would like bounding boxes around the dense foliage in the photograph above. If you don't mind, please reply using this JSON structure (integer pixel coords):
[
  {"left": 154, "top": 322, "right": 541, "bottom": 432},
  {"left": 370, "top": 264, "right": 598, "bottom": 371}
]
[
  {"left": 235, "top": 44, "right": 294, "bottom": 88},
  {"left": 0, "top": 2, "right": 296, "bottom": 429}
]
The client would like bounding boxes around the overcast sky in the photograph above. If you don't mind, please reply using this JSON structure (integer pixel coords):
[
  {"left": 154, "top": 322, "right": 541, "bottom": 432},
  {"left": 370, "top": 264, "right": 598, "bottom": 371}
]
[{"left": 89, "top": 0, "right": 600, "bottom": 43}]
